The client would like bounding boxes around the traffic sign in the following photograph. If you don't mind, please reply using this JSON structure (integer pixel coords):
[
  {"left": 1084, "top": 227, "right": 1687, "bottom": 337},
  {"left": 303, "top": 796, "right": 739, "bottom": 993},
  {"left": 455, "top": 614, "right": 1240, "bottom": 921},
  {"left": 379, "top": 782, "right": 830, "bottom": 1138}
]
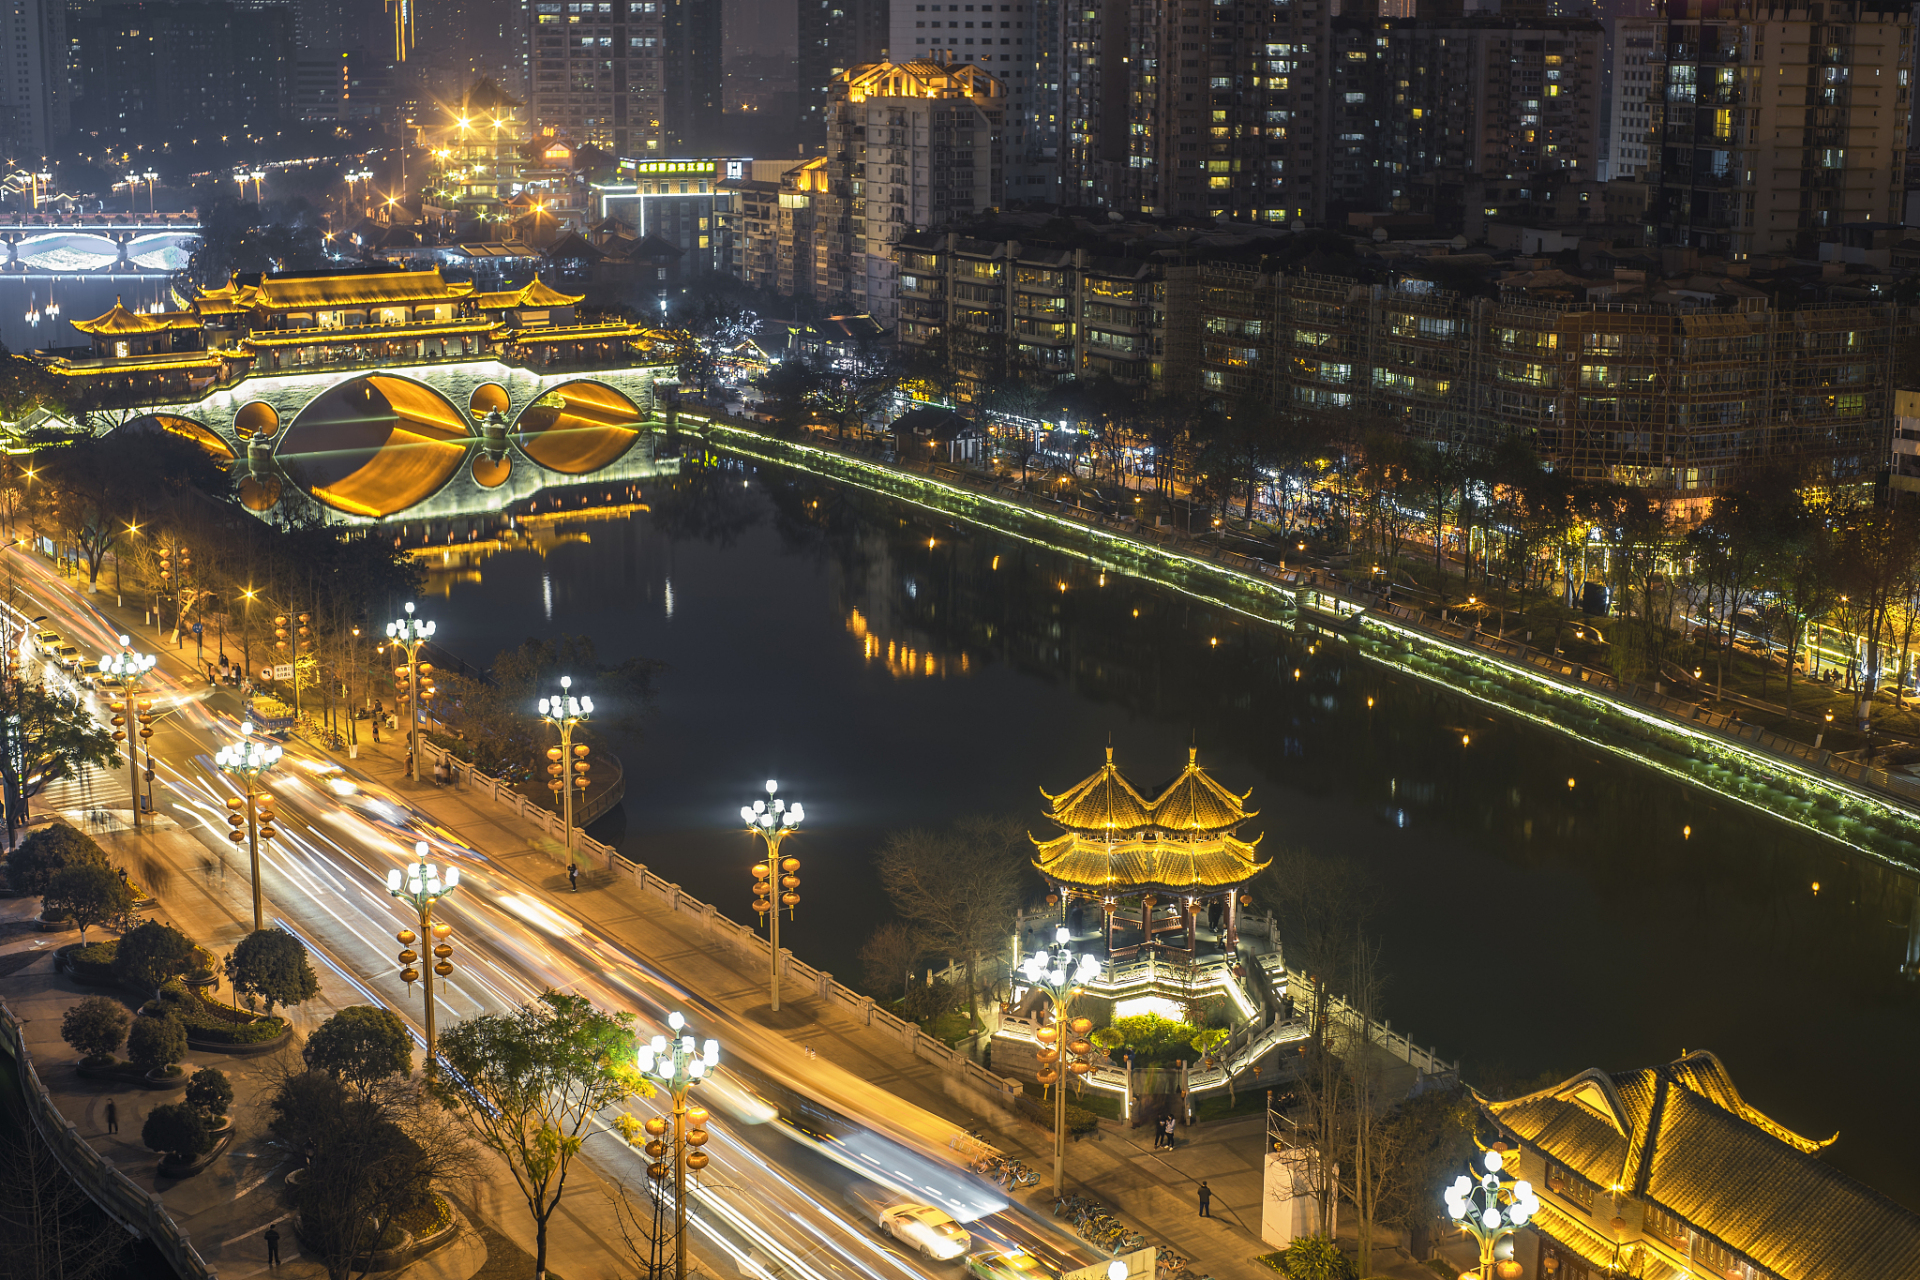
[
  {"left": 270, "top": 663, "right": 293, "bottom": 681},
  {"left": 192, "top": 621, "right": 203, "bottom": 635}
]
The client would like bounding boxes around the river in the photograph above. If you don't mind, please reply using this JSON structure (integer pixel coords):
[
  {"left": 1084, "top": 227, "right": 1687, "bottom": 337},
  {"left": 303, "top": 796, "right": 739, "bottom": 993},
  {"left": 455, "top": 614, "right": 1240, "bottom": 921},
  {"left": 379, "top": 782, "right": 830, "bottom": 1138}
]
[
  {"left": 405, "top": 459, "right": 1920, "bottom": 1208},
  {"left": 0, "top": 276, "right": 180, "bottom": 356}
]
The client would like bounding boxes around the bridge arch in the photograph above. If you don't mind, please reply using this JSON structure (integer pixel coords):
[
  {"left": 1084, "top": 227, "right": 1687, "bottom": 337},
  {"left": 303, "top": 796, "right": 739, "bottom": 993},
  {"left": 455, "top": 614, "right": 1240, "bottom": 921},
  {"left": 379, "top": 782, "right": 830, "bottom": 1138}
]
[
  {"left": 120, "top": 413, "right": 236, "bottom": 461},
  {"left": 275, "top": 373, "right": 473, "bottom": 518},
  {"left": 512, "top": 380, "right": 644, "bottom": 475}
]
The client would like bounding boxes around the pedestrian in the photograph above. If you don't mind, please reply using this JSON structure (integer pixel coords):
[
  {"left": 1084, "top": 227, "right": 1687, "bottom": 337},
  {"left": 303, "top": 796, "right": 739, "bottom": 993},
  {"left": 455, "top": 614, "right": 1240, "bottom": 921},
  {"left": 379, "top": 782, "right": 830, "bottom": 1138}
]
[
  {"left": 104, "top": 1099, "right": 117, "bottom": 1134},
  {"left": 264, "top": 1224, "right": 281, "bottom": 1269},
  {"left": 568, "top": 863, "right": 579, "bottom": 892},
  {"left": 371, "top": 716, "right": 380, "bottom": 744},
  {"left": 404, "top": 748, "right": 414, "bottom": 776},
  {"left": 1164, "top": 1114, "right": 1178, "bottom": 1150},
  {"left": 1197, "top": 1181, "right": 1212, "bottom": 1218},
  {"left": 303, "top": 1136, "right": 316, "bottom": 1167}
]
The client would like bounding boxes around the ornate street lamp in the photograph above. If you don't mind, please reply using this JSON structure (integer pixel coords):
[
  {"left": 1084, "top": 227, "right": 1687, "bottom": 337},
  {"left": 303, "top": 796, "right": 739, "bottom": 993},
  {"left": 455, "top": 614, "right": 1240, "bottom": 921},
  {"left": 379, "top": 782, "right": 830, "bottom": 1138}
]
[
  {"left": 213, "top": 723, "right": 282, "bottom": 932},
  {"left": 537, "top": 676, "right": 593, "bottom": 858},
  {"left": 741, "top": 781, "right": 802, "bottom": 1013},
  {"left": 1020, "top": 927, "right": 1101, "bottom": 1197},
  {"left": 386, "top": 841, "right": 459, "bottom": 1074},
  {"left": 385, "top": 601, "right": 434, "bottom": 782},
  {"left": 635, "top": 1011, "right": 717, "bottom": 1280},
  {"left": 1443, "top": 1146, "right": 1542, "bottom": 1280},
  {"left": 101, "top": 637, "right": 155, "bottom": 830}
]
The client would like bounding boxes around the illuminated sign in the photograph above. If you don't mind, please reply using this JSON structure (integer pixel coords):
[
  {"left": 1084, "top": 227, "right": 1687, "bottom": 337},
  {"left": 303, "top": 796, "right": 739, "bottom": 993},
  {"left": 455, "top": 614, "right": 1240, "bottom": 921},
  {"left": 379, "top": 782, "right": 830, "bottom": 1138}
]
[{"left": 543, "top": 144, "right": 573, "bottom": 161}]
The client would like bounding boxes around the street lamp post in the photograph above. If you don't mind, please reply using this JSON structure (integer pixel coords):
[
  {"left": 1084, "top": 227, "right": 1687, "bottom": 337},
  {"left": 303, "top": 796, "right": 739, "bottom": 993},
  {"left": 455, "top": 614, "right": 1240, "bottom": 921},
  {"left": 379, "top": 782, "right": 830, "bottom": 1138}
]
[
  {"left": 1443, "top": 1147, "right": 1542, "bottom": 1280},
  {"left": 385, "top": 601, "right": 434, "bottom": 782},
  {"left": 741, "top": 782, "right": 803, "bottom": 1013},
  {"left": 386, "top": 842, "right": 459, "bottom": 1075},
  {"left": 1019, "top": 927, "right": 1101, "bottom": 1197},
  {"left": 214, "top": 723, "right": 283, "bottom": 932},
  {"left": 101, "top": 638, "right": 155, "bottom": 830},
  {"left": 537, "top": 676, "right": 593, "bottom": 859},
  {"left": 636, "top": 1011, "right": 718, "bottom": 1280}
]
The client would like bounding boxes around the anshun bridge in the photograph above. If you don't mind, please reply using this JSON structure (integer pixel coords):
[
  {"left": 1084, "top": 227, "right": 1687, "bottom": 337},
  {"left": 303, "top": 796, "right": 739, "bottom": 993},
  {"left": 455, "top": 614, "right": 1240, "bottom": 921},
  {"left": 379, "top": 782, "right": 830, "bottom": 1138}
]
[{"left": 37, "top": 264, "right": 681, "bottom": 519}]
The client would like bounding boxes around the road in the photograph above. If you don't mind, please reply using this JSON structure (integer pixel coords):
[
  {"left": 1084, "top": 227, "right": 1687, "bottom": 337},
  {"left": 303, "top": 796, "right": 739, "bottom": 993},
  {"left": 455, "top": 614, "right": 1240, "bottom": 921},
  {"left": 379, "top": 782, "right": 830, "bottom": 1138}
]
[{"left": 7, "top": 547, "right": 1100, "bottom": 1280}]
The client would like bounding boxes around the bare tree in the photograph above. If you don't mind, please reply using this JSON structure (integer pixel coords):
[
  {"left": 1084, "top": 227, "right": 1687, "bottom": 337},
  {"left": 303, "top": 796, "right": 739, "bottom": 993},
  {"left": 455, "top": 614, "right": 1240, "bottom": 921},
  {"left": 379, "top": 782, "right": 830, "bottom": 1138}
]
[
  {"left": 859, "top": 921, "right": 927, "bottom": 1000},
  {"left": 0, "top": 1114, "right": 130, "bottom": 1280},
  {"left": 875, "top": 815, "right": 1032, "bottom": 1029}
]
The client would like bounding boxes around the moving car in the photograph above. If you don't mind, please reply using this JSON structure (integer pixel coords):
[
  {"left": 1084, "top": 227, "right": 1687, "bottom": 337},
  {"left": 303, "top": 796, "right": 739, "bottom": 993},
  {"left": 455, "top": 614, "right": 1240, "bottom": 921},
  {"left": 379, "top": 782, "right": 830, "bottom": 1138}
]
[
  {"left": 844, "top": 1180, "right": 971, "bottom": 1260},
  {"left": 964, "top": 1247, "right": 1052, "bottom": 1280}
]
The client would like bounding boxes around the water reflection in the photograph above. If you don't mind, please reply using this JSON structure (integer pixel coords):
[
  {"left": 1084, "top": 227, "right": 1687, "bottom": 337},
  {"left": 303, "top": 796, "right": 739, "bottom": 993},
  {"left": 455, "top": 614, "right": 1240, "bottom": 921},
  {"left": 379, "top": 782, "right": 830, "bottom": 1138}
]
[{"left": 411, "top": 461, "right": 1920, "bottom": 1208}]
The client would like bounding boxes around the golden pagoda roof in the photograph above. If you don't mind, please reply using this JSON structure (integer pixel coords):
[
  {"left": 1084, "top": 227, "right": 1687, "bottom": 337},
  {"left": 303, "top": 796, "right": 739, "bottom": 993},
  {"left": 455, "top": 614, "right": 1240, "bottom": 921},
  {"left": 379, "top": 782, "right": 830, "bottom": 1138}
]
[
  {"left": 239, "top": 317, "right": 499, "bottom": 348},
  {"left": 1152, "top": 747, "right": 1256, "bottom": 831},
  {"left": 1041, "top": 747, "right": 1153, "bottom": 832},
  {"left": 239, "top": 267, "right": 475, "bottom": 311},
  {"left": 1031, "top": 830, "right": 1268, "bottom": 892},
  {"left": 500, "top": 321, "right": 657, "bottom": 343},
  {"left": 72, "top": 299, "right": 200, "bottom": 336},
  {"left": 45, "top": 350, "right": 230, "bottom": 376},
  {"left": 471, "top": 276, "right": 585, "bottom": 310}
]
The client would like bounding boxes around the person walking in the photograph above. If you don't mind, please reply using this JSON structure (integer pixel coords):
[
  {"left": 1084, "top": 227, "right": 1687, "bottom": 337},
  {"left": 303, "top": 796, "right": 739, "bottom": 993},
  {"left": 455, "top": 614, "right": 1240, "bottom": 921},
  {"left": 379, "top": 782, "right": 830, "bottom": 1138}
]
[
  {"left": 264, "top": 1224, "right": 281, "bottom": 1269},
  {"left": 1163, "top": 1114, "right": 1177, "bottom": 1150},
  {"left": 1197, "top": 1181, "right": 1212, "bottom": 1218},
  {"left": 568, "top": 863, "right": 579, "bottom": 893},
  {"left": 104, "top": 1099, "right": 117, "bottom": 1134}
]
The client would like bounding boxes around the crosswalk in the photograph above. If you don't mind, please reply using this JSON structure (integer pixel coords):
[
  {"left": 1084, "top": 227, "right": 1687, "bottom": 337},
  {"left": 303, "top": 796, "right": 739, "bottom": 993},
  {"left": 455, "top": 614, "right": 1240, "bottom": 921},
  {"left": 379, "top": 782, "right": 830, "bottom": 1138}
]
[{"left": 31, "top": 760, "right": 134, "bottom": 827}]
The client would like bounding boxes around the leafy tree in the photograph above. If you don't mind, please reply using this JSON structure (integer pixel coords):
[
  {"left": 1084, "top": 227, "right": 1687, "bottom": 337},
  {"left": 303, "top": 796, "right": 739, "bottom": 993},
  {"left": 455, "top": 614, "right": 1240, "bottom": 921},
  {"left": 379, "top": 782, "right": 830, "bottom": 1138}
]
[
  {"left": 186, "top": 1067, "right": 233, "bottom": 1120},
  {"left": 304, "top": 1005, "right": 413, "bottom": 1100},
  {"left": 0, "top": 685, "right": 120, "bottom": 849},
  {"left": 875, "top": 816, "right": 1032, "bottom": 1029},
  {"left": 229, "top": 929, "right": 320, "bottom": 1015},
  {"left": 29, "top": 429, "right": 228, "bottom": 592},
  {"left": 111, "top": 920, "right": 196, "bottom": 993},
  {"left": 59, "top": 995, "right": 131, "bottom": 1061},
  {"left": 141, "top": 1102, "right": 211, "bottom": 1163},
  {"left": 125, "top": 1014, "right": 186, "bottom": 1074},
  {"left": 5, "top": 824, "right": 107, "bottom": 897},
  {"left": 43, "top": 862, "right": 134, "bottom": 943},
  {"left": 431, "top": 991, "right": 652, "bottom": 1280}
]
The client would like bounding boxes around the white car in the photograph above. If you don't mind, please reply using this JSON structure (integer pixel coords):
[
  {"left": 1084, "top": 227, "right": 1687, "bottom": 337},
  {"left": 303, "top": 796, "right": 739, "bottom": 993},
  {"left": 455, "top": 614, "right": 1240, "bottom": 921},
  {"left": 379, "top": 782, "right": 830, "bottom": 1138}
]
[{"left": 878, "top": 1203, "right": 971, "bottom": 1260}]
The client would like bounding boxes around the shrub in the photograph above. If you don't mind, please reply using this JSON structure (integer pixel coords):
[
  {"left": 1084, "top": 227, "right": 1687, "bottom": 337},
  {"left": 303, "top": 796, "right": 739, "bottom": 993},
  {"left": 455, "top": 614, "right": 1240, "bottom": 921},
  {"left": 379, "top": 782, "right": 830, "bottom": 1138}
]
[
  {"left": 1064, "top": 1102, "right": 1099, "bottom": 1135},
  {"left": 43, "top": 862, "right": 134, "bottom": 944},
  {"left": 229, "top": 929, "right": 319, "bottom": 1015},
  {"left": 1105, "top": 1012, "right": 1201, "bottom": 1066},
  {"left": 64, "top": 941, "right": 118, "bottom": 983},
  {"left": 149, "top": 981, "right": 286, "bottom": 1046},
  {"left": 6, "top": 824, "right": 107, "bottom": 896},
  {"left": 1273, "top": 1237, "right": 1355, "bottom": 1280},
  {"left": 113, "top": 920, "right": 196, "bottom": 994},
  {"left": 304, "top": 1006, "right": 412, "bottom": 1095},
  {"left": 186, "top": 1068, "right": 234, "bottom": 1119},
  {"left": 126, "top": 1013, "right": 187, "bottom": 1074},
  {"left": 901, "top": 977, "right": 960, "bottom": 1023},
  {"left": 60, "top": 995, "right": 131, "bottom": 1061},
  {"left": 142, "top": 1102, "right": 212, "bottom": 1163}
]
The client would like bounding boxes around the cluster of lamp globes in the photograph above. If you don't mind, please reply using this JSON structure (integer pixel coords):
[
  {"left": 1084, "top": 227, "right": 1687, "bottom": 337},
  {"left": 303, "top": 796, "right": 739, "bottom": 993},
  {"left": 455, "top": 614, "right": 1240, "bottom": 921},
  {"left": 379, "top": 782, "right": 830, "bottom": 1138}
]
[
  {"left": 636, "top": 1012, "right": 718, "bottom": 1179},
  {"left": 740, "top": 781, "right": 803, "bottom": 831},
  {"left": 1021, "top": 928, "right": 1103, "bottom": 990},
  {"left": 743, "top": 781, "right": 803, "bottom": 918},
  {"left": 1444, "top": 1147, "right": 1542, "bottom": 1238},
  {"left": 214, "top": 725, "right": 284, "bottom": 776}
]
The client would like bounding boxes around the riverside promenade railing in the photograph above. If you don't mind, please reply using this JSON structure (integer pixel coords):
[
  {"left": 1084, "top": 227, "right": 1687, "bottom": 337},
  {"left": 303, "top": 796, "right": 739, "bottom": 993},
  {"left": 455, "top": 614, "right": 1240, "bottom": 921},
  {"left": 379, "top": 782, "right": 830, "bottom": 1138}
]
[
  {"left": 0, "top": 999, "right": 218, "bottom": 1280},
  {"left": 671, "top": 409, "right": 1920, "bottom": 862}
]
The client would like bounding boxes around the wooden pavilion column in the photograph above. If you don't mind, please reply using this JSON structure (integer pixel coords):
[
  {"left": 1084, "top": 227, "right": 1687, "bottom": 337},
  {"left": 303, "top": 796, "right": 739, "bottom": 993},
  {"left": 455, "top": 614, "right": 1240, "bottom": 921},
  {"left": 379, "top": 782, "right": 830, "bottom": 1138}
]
[{"left": 1224, "top": 889, "right": 1239, "bottom": 953}]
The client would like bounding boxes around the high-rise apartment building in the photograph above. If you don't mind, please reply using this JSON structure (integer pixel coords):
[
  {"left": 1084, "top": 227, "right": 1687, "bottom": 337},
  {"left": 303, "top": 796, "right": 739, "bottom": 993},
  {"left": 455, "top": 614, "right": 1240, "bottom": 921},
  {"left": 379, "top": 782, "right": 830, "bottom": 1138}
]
[
  {"left": 797, "top": 0, "right": 887, "bottom": 144},
  {"left": 662, "top": 0, "right": 719, "bottom": 150},
  {"left": 890, "top": 1, "right": 1051, "bottom": 194},
  {"left": 1604, "top": 16, "right": 1660, "bottom": 178},
  {"left": 1643, "top": 0, "right": 1911, "bottom": 257},
  {"left": 83, "top": 1, "right": 294, "bottom": 141},
  {"left": 0, "top": 0, "right": 68, "bottom": 160},
  {"left": 525, "top": 0, "right": 664, "bottom": 156}
]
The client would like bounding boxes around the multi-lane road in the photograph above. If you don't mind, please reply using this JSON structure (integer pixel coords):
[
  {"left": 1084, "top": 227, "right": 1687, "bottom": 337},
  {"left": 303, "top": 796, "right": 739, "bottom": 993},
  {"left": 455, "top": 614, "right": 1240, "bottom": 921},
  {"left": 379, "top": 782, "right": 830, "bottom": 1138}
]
[{"left": 9, "top": 549, "right": 1099, "bottom": 1280}]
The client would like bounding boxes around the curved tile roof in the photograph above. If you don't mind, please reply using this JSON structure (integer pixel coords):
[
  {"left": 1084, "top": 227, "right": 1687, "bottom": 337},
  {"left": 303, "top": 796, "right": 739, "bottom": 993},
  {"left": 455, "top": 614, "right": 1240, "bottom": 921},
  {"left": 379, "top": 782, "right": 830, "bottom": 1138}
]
[
  {"left": 1151, "top": 747, "right": 1256, "bottom": 832},
  {"left": 73, "top": 298, "right": 198, "bottom": 335},
  {"left": 1031, "top": 831, "right": 1268, "bottom": 892},
  {"left": 1041, "top": 747, "right": 1153, "bottom": 832}
]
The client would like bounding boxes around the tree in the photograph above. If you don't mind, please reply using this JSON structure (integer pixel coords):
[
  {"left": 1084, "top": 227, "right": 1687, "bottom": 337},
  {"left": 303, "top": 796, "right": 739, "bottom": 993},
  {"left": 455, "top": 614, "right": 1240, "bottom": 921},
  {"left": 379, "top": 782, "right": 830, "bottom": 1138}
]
[
  {"left": 5, "top": 823, "right": 107, "bottom": 896},
  {"left": 304, "top": 1005, "right": 413, "bottom": 1100},
  {"left": 431, "top": 991, "right": 652, "bottom": 1280},
  {"left": 229, "top": 928, "right": 319, "bottom": 1015},
  {"left": 125, "top": 1014, "right": 186, "bottom": 1075},
  {"left": 43, "top": 862, "right": 133, "bottom": 943},
  {"left": 0, "top": 684, "right": 120, "bottom": 848},
  {"left": 59, "top": 995, "right": 130, "bottom": 1062},
  {"left": 141, "top": 1102, "right": 212, "bottom": 1163},
  {"left": 0, "top": 1106, "right": 131, "bottom": 1280},
  {"left": 186, "top": 1067, "right": 233, "bottom": 1120},
  {"left": 858, "top": 920, "right": 925, "bottom": 999},
  {"left": 875, "top": 815, "right": 1031, "bottom": 1029},
  {"left": 112, "top": 920, "right": 196, "bottom": 993},
  {"left": 30, "top": 429, "right": 227, "bottom": 592}
]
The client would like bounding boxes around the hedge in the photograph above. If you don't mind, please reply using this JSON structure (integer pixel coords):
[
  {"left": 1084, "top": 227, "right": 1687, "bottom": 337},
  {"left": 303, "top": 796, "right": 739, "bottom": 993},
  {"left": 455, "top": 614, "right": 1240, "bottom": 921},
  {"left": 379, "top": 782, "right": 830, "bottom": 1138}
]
[
  {"left": 62, "top": 942, "right": 119, "bottom": 984},
  {"left": 145, "top": 980, "right": 288, "bottom": 1046}
]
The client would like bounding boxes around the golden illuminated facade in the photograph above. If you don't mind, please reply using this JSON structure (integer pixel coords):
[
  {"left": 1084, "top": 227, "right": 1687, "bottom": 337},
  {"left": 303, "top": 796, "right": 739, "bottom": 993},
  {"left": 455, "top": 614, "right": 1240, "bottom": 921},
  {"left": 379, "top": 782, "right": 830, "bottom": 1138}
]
[
  {"left": 429, "top": 80, "right": 528, "bottom": 217},
  {"left": 40, "top": 266, "right": 669, "bottom": 396},
  {"left": 1033, "top": 748, "right": 1267, "bottom": 958}
]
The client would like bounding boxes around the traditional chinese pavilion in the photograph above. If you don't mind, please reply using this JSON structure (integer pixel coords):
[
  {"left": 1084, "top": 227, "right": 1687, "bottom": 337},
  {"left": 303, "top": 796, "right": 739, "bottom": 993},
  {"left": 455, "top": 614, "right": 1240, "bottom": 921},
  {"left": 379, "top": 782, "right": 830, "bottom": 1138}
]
[{"left": 1032, "top": 747, "right": 1267, "bottom": 959}]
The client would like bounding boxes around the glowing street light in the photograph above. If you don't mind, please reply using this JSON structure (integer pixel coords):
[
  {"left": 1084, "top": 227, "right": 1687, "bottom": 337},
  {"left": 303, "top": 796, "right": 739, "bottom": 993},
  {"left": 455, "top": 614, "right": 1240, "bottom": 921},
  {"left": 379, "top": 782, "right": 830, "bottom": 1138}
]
[
  {"left": 214, "top": 724, "right": 283, "bottom": 932},
  {"left": 385, "top": 601, "right": 434, "bottom": 782},
  {"left": 537, "top": 676, "right": 593, "bottom": 859},
  {"left": 741, "top": 780, "right": 802, "bottom": 1013},
  {"left": 1020, "top": 927, "right": 1102, "bottom": 1196},
  {"left": 101, "top": 638, "right": 156, "bottom": 830},
  {"left": 1443, "top": 1146, "right": 1542, "bottom": 1280},
  {"left": 634, "top": 1010, "right": 718, "bottom": 1280},
  {"left": 386, "top": 841, "right": 459, "bottom": 1073}
]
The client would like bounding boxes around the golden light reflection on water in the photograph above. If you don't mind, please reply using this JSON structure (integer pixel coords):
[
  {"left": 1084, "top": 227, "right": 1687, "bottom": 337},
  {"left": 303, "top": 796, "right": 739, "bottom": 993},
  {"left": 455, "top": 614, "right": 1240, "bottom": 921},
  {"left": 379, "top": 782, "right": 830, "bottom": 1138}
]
[
  {"left": 846, "top": 608, "right": 970, "bottom": 680},
  {"left": 404, "top": 500, "right": 650, "bottom": 595}
]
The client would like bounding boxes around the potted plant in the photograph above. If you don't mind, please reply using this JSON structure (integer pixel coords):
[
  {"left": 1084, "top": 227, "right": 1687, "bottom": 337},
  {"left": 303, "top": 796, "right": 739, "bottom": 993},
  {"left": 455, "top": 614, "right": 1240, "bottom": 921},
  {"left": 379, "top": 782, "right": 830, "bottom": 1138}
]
[
  {"left": 60, "top": 995, "right": 131, "bottom": 1067},
  {"left": 186, "top": 1067, "right": 234, "bottom": 1136},
  {"left": 127, "top": 1012, "right": 188, "bottom": 1082},
  {"left": 142, "top": 1101, "right": 213, "bottom": 1175}
]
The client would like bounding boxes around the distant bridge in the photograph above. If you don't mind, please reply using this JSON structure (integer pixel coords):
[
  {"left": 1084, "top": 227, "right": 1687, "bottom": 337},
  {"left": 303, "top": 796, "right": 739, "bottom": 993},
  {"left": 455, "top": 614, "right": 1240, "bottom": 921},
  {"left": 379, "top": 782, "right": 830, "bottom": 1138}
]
[
  {"left": 1, "top": 226, "right": 201, "bottom": 275},
  {"left": 108, "top": 356, "right": 679, "bottom": 523}
]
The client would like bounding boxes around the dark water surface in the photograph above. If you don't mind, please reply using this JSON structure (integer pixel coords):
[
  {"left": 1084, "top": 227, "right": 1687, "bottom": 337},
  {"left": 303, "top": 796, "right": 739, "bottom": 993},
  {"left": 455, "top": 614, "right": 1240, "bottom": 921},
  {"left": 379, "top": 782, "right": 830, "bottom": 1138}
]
[{"left": 413, "top": 462, "right": 1920, "bottom": 1207}]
